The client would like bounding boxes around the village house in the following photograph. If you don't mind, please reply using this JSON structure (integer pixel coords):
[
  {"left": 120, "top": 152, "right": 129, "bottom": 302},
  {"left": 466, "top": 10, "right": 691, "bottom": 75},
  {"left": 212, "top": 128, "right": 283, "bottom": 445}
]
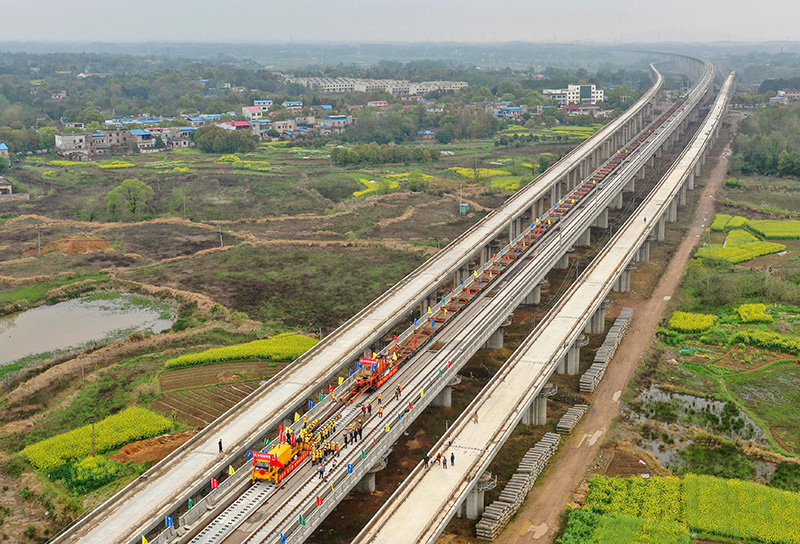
[
  {"left": 0, "top": 143, "right": 9, "bottom": 158},
  {"left": 242, "top": 106, "right": 264, "bottom": 120}
]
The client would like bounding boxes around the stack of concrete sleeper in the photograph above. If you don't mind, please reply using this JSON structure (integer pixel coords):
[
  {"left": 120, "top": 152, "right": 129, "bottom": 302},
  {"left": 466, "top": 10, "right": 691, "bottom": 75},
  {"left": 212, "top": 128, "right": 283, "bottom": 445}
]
[
  {"left": 475, "top": 433, "right": 561, "bottom": 541},
  {"left": 579, "top": 307, "right": 634, "bottom": 393},
  {"left": 556, "top": 404, "right": 589, "bottom": 434}
]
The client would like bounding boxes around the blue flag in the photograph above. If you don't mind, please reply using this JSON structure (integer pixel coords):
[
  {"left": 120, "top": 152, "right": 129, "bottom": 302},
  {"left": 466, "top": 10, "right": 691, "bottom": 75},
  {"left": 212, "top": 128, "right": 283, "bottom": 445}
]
[
  {"left": 309, "top": 400, "right": 315, "bottom": 410},
  {"left": 350, "top": 367, "right": 355, "bottom": 376},
  {"left": 247, "top": 450, "right": 253, "bottom": 461},
  {"left": 414, "top": 318, "right": 418, "bottom": 326},
  {"left": 281, "top": 533, "right": 287, "bottom": 544},
  {"left": 347, "top": 463, "right": 353, "bottom": 473},
  {"left": 165, "top": 516, "right": 174, "bottom": 527},
  {"left": 357, "top": 362, "right": 363, "bottom": 369},
  {"left": 371, "top": 363, "right": 377, "bottom": 371}
]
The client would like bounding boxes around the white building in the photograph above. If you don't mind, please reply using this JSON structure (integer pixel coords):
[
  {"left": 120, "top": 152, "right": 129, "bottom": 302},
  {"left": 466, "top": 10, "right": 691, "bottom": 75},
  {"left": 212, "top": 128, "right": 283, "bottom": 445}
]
[
  {"left": 55, "top": 133, "right": 88, "bottom": 157},
  {"left": 254, "top": 99, "right": 273, "bottom": 112},
  {"left": 242, "top": 106, "right": 264, "bottom": 120},
  {"left": 542, "top": 84, "right": 604, "bottom": 105}
]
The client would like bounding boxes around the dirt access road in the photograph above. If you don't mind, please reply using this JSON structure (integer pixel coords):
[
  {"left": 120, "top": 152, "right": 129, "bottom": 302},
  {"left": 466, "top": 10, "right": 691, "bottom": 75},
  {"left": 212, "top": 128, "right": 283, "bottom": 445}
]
[{"left": 494, "top": 146, "right": 731, "bottom": 544}]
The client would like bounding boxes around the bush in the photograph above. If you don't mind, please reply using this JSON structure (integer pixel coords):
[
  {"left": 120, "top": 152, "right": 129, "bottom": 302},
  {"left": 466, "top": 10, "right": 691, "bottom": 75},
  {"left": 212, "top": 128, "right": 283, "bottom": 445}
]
[
  {"left": 728, "top": 329, "right": 800, "bottom": 355},
  {"left": 738, "top": 303, "right": 772, "bottom": 323},
  {"left": 52, "top": 455, "right": 127, "bottom": 493},
  {"left": 164, "top": 332, "right": 318, "bottom": 370},
  {"left": 668, "top": 311, "right": 716, "bottom": 332},
  {"left": 20, "top": 407, "right": 173, "bottom": 470}
]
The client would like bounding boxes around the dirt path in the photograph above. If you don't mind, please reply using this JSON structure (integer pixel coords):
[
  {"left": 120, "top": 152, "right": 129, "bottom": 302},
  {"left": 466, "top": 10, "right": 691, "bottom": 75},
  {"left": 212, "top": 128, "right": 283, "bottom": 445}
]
[{"left": 495, "top": 147, "right": 731, "bottom": 544}]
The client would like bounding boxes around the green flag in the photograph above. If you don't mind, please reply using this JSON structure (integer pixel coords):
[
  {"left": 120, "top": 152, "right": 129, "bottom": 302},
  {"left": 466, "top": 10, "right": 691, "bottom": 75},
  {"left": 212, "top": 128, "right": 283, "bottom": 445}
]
[
  {"left": 319, "top": 392, "right": 325, "bottom": 401},
  {"left": 299, "top": 514, "right": 306, "bottom": 526},
  {"left": 362, "top": 450, "right": 366, "bottom": 459},
  {"left": 265, "top": 437, "right": 271, "bottom": 447},
  {"left": 188, "top": 498, "right": 194, "bottom": 510}
]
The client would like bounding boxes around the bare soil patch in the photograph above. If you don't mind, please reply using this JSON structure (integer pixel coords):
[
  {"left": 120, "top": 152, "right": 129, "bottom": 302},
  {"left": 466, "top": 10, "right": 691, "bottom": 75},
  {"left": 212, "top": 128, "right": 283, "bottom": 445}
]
[
  {"left": 110, "top": 430, "right": 197, "bottom": 464},
  {"left": 158, "top": 361, "right": 287, "bottom": 392},
  {"left": 28, "top": 236, "right": 111, "bottom": 255}
]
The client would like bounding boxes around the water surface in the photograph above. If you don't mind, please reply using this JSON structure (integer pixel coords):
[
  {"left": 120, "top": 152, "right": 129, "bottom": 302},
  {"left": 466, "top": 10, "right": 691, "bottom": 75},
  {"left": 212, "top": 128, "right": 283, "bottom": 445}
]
[{"left": 0, "top": 294, "right": 174, "bottom": 366}]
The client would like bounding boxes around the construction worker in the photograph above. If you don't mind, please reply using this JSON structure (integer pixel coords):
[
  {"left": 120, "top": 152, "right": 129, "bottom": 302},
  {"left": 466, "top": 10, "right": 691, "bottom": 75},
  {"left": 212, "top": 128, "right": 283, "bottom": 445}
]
[
  {"left": 378, "top": 392, "right": 382, "bottom": 405},
  {"left": 378, "top": 406, "right": 384, "bottom": 418}
]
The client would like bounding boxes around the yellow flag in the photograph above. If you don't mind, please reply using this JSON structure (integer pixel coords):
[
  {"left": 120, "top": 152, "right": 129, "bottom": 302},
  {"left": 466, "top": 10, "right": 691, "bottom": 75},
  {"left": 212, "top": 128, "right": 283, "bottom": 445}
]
[
  {"left": 474, "top": 270, "right": 478, "bottom": 277},
  {"left": 142, "top": 537, "right": 148, "bottom": 544},
  {"left": 372, "top": 352, "right": 377, "bottom": 359},
  {"left": 229, "top": 465, "right": 236, "bottom": 476},
  {"left": 428, "top": 306, "right": 432, "bottom": 314},
  {"left": 444, "top": 307, "right": 448, "bottom": 314},
  {"left": 338, "top": 376, "right": 344, "bottom": 385},
  {"left": 385, "top": 424, "right": 391, "bottom": 432},
  {"left": 420, "top": 388, "right": 425, "bottom": 398},
  {"left": 330, "top": 481, "right": 335, "bottom": 492},
  {"left": 393, "top": 352, "right": 398, "bottom": 361},
  {"left": 294, "top": 412, "right": 301, "bottom": 422}
]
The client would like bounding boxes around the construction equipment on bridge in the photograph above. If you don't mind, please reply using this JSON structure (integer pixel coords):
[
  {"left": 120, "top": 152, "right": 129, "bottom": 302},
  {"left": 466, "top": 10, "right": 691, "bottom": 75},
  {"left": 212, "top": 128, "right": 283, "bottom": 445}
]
[
  {"left": 341, "top": 101, "right": 683, "bottom": 407},
  {"left": 251, "top": 425, "right": 315, "bottom": 484}
]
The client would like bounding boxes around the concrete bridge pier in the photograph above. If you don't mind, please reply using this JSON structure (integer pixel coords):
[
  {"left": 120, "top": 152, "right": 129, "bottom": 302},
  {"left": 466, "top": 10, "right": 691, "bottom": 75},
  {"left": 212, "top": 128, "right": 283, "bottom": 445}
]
[
  {"left": 624, "top": 177, "right": 635, "bottom": 193},
  {"left": 355, "top": 458, "right": 387, "bottom": 493},
  {"left": 612, "top": 262, "right": 637, "bottom": 292},
  {"left": 656, "top": 216, "right": 666, "bottom": 241},
  {"left": 566, "top": 342, "right": 580, "bottom": 375},
  {"left": 592, "top": 208, "right": 609, "bottom": 229},
  {"left": 635, "top": 240, "right": 651, "bottom": 262},
  {"left": 609, "top": 190, "right": 624, "bottom": 210},
  {"left": 576, "top": 227, "right": 592, "bottom": 247},
  {"left": 694, "top": 162, "right": 702, "bottom": 177},
  {"left": 667, "top": 199, "right": 678, "bottom": 223},
  {"left": 554, "top": 252, "right": 570, "bottom": 269},
  {"left": 484, "top": 315, "right": 512, "bottom": 349},
  {"left": 678, "top": 183, "right": 687, "bottom": 206},
  {"left": 585, "top": 299, "right": 612, "bottom": 334},
  {"left": 523, "top": 283, "right": 542, "bottom": 305},
  {"left": 458, "top": 472, "right": 496, "bottom": 519},
  {"left": 522, "top": 391, "right": 549, "bottom": 424}
]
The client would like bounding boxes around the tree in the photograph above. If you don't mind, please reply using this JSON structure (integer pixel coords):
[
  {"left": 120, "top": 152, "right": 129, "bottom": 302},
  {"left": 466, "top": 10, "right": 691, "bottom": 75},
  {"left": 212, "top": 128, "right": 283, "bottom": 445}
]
[
  {"left": 106, "top": 178, "right": 154, "bottom": 218},
  {"left": 154, "top": 136, "right": 166, "bottom": 149},
  {"left": 0, "top": 155, "right": 9, "bottom": 173},
  {"left": 435, "top": 127, "right": 454, "bottom": 144}
]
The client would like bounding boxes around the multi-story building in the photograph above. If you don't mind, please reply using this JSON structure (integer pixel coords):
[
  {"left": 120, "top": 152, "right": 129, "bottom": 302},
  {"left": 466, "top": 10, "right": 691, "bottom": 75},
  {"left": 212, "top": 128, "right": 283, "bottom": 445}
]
[
  {"left": 242, "top": 106, "right": 263, "bottom": 120},
  {"left": 254, "top": 99, "right": 273, "bottom": 112},
  {"left": 272, "top": 118, "right": 297, "bottom": 134},
  {"left": 130, "top": 129, "right": 157, "bottom": 152},
  {"left": 147, "top": 127, "right": 197, "bottom": 149},
  {"left": 54, "top": 133, "right": 88, "bottom": 159},
  {"left": 543, "top": 84, "right": 604, "bottom": 105},
  {"left": 317, "top": 115, "right": 353, "bottom": 134},
  {"left": 283, "top": 101, "right": 303, "bottom": 112}
]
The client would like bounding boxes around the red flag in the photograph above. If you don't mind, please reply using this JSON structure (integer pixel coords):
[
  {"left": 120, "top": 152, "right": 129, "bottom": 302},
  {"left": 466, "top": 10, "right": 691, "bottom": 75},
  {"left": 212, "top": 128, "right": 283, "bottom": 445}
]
[
  {"left": 292, "top": 434, "right": 297, "bottom": 446},
  {"left": 394, "top": 334, "right": 398, "bottom": 342},
  {"left": 316, "top": 496, "right": 323, "bottom": 506},
  {"left": 279, "top": 428, "right": 286, "bottom": 443},
  {"left": 409, "top": 402, "right": 413, "bottom": 410},
  {"left": 329, "top": 384, "right": 334, "bottom": 393},
  {"left": 448, "top": 360, "right": 453, "bottom": 368},
  {"left": 269, "top": 456, "right": 285, "bottom": 469},
  {"left": 413, "top": 337, "right": 417, "bottom": 346},
  {"left": 211, "top": 478, "right": 219, "bottom": 489}
]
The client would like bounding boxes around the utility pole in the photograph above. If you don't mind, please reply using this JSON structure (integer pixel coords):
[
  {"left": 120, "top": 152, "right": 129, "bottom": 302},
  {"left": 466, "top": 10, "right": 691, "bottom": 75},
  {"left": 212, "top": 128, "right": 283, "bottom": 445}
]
[
  {"left": 37, "top": 224, "right": 42, "bottom": 255},
  {"left": 183, "top": 195, "right": 187, "bottom": 220},
  {"left": 219, "top": 229, "right": 224, "bottom": 248}
]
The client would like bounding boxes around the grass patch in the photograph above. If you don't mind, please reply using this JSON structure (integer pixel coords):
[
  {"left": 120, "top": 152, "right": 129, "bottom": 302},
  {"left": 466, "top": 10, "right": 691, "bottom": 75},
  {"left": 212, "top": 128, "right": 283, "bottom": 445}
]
[{"left": 0, "top": 273, "right": 107, "bottom": 305}]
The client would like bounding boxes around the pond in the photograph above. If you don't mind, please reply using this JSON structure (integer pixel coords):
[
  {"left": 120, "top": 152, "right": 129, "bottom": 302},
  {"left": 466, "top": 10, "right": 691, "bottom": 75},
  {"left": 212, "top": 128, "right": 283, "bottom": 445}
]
[{"left": 0, "top": 293, "right": 175, "bottom": 366}]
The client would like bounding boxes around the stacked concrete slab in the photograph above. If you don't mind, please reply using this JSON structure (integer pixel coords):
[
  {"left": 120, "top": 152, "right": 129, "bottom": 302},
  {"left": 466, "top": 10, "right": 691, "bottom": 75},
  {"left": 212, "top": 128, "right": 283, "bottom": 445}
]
[
  {"left": 579, "top": 307, "right": 634, "bottom": 393},
  {"left": 556, "top": 404, "right": 590, "bottom": 434},
  {"left": 475, "top": 433, "right": 561, "bottom": 541}
]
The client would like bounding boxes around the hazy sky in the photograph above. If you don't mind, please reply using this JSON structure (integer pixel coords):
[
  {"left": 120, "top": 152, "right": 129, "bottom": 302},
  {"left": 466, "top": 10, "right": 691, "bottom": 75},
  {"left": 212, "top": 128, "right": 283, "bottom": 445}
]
[{"left": 3, "top": 0, "right": 794, "bottom": 44}]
